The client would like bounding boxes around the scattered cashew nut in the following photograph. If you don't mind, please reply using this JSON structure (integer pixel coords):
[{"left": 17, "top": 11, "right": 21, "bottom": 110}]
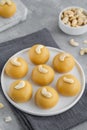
[
  {"left": 0, "top": 103, "right": 4, "bottom": 109},
  {"left": 83, "top": 40, "right": 87, "bottom": 44},
  {"left": 4, "top": 116, "right": 12, "bottom": 123},
  {"left": 69, "top": 39, "right": 79, "bottom": 47},
  {"left": 80, "top": 48, "right": 87, "bottom": 55}
]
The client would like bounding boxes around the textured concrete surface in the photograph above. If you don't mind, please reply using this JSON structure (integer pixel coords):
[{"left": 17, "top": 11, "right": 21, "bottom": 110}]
[{"left": 0, "top": 0, "right": 87, "bottom": 130}]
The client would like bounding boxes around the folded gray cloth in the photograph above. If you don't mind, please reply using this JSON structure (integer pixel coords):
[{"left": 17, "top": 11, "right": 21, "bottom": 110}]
[{"left": 0, "top": 28, "right": 87, "bottom": 130}]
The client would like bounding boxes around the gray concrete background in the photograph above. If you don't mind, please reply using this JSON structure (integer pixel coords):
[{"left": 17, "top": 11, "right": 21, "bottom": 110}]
[{"left": 0, "top": 0, "right": 87, "bottom": 130}]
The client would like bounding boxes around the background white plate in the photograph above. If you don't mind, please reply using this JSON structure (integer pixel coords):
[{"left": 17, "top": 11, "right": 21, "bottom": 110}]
[{"left": 1, "top": 47, "right": 85, "bottom": 116}]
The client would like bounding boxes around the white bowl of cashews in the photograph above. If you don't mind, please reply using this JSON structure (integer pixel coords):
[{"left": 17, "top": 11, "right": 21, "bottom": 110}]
[{"left": 59, "top": 6, "right": 87, "bottom": 35}]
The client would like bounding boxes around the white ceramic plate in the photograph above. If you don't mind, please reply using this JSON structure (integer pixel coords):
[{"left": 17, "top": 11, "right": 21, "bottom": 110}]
[{"left": 1, "top": 47, "right": 85, "bottom": 116}]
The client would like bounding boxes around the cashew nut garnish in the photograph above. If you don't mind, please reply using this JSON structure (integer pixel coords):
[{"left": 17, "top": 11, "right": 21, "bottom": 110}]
[
  {"left": 80, "top": 48, "right": 87, "bottom": 55},
  {"left": 0, "top": 0, "right": 12, "bottom": 5},
  {"left": 35, "top": 45, "right": 44, "bottom": 54},
  {"left": 63, "top": 77, "right": 74, "bottom": 84},
  {"left": 38, "top": 65, "right": 48, "bottom": 73},
  {"left": 59, "top": 53, "right": 69, "bottom": 61},
  {"left": 14, "top": 81, "right": 25, "bottom": 89},
  {"left": 41, "top": 88, "right": 52, "bottom": 98},
  {"left": 10, "top": 57, "right": 21, "bottom": 66},
  {"left": 69, "top": 39, "right": 79, "bottom": 47}
]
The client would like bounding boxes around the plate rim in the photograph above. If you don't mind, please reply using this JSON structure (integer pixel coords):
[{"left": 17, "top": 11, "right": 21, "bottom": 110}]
[{"left": 1, "top": 46, "right": 85, "bottom": 116}]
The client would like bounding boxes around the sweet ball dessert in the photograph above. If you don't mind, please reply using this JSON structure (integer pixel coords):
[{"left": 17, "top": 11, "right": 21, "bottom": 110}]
[
  {"left": 31, "top": 64, "right": 55, "bottom": 86},
  {"left": 56, "top": 74, "right": 81, "bottom": 96},
  {"left": 9, "top": 80, "right": 33, "bottom": 103},
  {"left": 0, "top": 0, "right": 16, "bottom": 18},
  {"left": 29, "top": 44, "right": 50, "bottom": 64},
  {"left": 53, "top": 52, "right": 75, "bottom": 73},
  {"left": 35, "top": 86, "right": 59, "bottom": 109},
  {"left": 5, "top": 57, "right": 28, "bottom": 78}
]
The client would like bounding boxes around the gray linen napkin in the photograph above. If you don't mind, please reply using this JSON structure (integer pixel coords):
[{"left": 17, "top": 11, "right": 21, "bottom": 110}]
[{"left": 0, "top": 28, "right": 87, "bottom": 130}]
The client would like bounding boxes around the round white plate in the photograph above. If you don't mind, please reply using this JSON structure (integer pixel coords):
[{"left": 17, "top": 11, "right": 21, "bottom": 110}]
[{"left": 1, "top": 47, "right": 85, "bottom": 116}]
